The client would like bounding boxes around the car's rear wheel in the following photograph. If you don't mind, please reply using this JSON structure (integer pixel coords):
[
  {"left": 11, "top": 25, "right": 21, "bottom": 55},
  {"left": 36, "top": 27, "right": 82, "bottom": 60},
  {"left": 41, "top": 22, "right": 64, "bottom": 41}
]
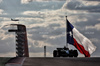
[
  {"left": 53, "top": 50, "right": 58, "bottom": 57},
  {"left": 73, "top": 50, "right": 78, "bottom": 57}
]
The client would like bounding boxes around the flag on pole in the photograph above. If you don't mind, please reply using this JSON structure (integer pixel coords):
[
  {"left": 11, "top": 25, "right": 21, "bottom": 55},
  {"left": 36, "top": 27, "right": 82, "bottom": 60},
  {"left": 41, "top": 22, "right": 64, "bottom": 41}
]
[{"left": 67, "top": 20, "right": 96, "bottom": 57}]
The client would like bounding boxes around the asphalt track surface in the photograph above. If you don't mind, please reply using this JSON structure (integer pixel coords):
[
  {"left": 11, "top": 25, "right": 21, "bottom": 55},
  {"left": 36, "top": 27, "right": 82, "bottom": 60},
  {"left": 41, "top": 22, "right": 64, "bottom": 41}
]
[{"left": 23, "top": 57, "right": 100, "bottom": 66}]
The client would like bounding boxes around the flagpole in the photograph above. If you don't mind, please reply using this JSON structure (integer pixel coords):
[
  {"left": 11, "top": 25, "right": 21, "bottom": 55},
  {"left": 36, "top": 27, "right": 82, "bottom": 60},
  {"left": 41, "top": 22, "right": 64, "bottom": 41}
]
[{"left": 66, "top": 16, "right": 68, "bottom": 48}]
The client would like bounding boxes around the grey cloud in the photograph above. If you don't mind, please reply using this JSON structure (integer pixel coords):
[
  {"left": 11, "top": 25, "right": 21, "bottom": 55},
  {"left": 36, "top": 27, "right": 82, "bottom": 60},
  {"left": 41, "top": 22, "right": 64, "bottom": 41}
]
[
  {"left": 21, "top": 0, "right": 66, "bottom": 2},
  {"left": 71, "top": 14, "right": 100, "bottom": 39},
  {"left": 63, "top": 0, "right": 100, "bottom": 12},
  {"left": 0, "top": 38, "right": 15, "bottom": 53},
  {"left": 28, "top": 26, "right": 48, "bottom": 41},
  {"left": 28, "top": 27, "right": 64, "bottom": 41},
  {"left": 27, "top": 24, "right": 66, "bottom": 53},
  {"left": 28, "top": 29, "right": 47, "bottom": 41},
  {"left": 0, "top": 0, "right": 64, "bottom": 16},
  {"left": 29, "top": 26, "right": 41, "bottom": 29},
  {"left": 79, "top": 29, "right": 100, "bottom": 41},
  {"left": 68, "top": 14, "right": 100, "bottom": 29},
  {"left": 46, "top": 35, "right": 66, "bottom": 46},
  {"left": 66, "top": 1, "right": 81, "bottom": 10},
  {"left": 28, "top": 26, "right": 65, "bottom": 37},
  {"left": 91, "top": 41, "right": 100, "bottom": 57},
  {"left": 0, "top": 0, "right": 2, "bottom": 3},
  {"left": 28, "top": 22, "right": 63, "bottom": 36},
  {"left": 29, "top": 41, "right": 56, "bottom": 53},
  {"left": 48, "top": 28, "right": 65, "bottom": 36},
  {"left": 84, "top": 0, "right": 100, "bottom": 1},
  {"left": 30, "top": 34, "right": 47, "bottom": 41},
  {"left": 88, "top": 9, "right": 100, "bottom": 12},
  {"left": 48, "top": 23, "right": 61, "bottom": 27},
  {"left": 29, "top": 42, "right": 44, "bottom": 53}
]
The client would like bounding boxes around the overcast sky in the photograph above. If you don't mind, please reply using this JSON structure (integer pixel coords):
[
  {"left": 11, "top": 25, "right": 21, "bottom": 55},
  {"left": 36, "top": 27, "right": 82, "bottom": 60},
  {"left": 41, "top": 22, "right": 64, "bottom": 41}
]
[{"left": 0, "top": 0, "right": 100, "bottom": 57}]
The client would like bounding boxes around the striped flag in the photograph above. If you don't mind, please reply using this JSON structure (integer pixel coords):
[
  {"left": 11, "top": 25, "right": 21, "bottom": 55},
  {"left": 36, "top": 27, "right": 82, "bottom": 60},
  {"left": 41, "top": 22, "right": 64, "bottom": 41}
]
[{"left": 67, "top": 20, "right": 96, "bottom": 57}]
